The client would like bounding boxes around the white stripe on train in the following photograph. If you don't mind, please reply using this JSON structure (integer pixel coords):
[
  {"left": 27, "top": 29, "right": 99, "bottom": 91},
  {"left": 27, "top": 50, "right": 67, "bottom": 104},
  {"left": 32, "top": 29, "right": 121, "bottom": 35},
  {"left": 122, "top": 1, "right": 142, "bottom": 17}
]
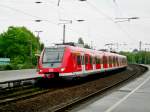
[{"left": 59, "top": 65, "right": 126, "bottom": 79}]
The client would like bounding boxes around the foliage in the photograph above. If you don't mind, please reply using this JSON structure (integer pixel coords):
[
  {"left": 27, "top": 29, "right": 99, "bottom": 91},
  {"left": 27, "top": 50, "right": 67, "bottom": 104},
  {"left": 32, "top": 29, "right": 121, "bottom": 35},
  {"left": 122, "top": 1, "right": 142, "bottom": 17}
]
[
  {"left": 77, "top": 37, "right": 91, "bottom": 49},
  {"left": 119, "top": 51, "right": 150, "bottom": 64},
  {"left": 84, "top": 44, "right": 91, "bottom": 49},
  {"left": 0, "top": 26, "right": 44, "bottom": 70},
  {"left": 78, "top": 37, "right": 84, "bottom": 45}
]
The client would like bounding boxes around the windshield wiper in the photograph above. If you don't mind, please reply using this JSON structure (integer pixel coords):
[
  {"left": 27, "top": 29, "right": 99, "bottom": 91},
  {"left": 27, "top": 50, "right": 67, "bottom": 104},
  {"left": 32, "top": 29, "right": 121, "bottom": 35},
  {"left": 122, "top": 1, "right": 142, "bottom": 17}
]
[{"left": 43, "top": 61, "right": 60, "bottom": 63}]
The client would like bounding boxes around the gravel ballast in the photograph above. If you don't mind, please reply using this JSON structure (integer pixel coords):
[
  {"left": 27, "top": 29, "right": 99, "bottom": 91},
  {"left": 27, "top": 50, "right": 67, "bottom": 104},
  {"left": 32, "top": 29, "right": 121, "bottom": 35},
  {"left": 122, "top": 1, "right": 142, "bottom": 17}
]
[{"left": 0, "top": 64, "right": 147, "bottom": 112}]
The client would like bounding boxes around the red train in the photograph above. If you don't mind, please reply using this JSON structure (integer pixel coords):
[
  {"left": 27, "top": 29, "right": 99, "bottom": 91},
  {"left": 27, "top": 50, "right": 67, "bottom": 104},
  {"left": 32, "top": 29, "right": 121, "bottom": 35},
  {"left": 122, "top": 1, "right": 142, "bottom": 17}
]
[{"left": 38, "top": 45, "right": 127, "bottom": 79}]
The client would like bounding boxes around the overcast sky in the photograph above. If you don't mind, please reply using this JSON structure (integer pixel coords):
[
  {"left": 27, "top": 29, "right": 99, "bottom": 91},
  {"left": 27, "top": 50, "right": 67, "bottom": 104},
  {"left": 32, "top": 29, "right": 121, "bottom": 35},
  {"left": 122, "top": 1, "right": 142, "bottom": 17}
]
[{"left": 0, "top": 0, "right": 150, "bottom": 51}]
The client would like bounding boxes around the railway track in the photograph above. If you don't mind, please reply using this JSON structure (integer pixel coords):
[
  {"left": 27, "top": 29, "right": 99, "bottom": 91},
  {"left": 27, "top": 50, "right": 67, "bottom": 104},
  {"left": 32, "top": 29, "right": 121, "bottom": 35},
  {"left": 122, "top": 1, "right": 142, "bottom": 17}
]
[
  {"left": 0, "top": 78, "right": 84, "bottom": 105},
  {"left": 52, "top": 64, "right": 147, "bottom": 112},
  {"left": 0, "top": 64, "right": 147, "bottom": 112},
  {"left": 0, "top": 87, "right": 51, "bottom": 105}
]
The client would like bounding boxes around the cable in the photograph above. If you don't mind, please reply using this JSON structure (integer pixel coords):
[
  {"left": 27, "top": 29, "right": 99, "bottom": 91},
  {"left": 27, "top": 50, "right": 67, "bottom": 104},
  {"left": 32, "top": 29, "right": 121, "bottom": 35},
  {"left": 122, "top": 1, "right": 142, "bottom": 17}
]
[
  {"left": 44, "top": 0, "right": 82, "bottom": 22},
  {"left": 0, "top": 2, "right": 85, "bottom": 38},
  {"left": 0, "top": 4, "right": 57, "bottom": 25},
  {"left": 112, "top": 0, "right": 124, "bottom": 17},
  {"left": 86, "top": 1, "right": 136, "bottom": 44},
  {"left": 86, "top": 1, "right": 115, "bottom": 22}
]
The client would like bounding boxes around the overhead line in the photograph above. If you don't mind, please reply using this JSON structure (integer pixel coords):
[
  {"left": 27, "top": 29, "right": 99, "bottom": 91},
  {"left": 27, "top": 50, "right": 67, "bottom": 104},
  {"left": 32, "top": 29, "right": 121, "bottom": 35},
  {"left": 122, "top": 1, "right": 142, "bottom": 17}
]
[
  {"left": 85, "top": 1, "right": 135, "bottom": 42},
  {"left": 86, "top": 1, "right": 115, "bottom": 22},
  {"left": 0, "top": 4, "right": 57, "bottom": 25},
  {"left": 112, "top": 0, "right": 123, "bottom": 17}
]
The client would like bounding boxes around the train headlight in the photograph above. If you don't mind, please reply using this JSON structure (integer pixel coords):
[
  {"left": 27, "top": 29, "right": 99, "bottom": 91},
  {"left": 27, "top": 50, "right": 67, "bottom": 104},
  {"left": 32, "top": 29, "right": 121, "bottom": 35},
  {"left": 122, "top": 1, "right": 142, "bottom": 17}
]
[
  {"left": 61, "top": 68, "right": 65, "bottom": 72},
  {"left": 40, "top": 70, "right": 43, "bottom": 72}
]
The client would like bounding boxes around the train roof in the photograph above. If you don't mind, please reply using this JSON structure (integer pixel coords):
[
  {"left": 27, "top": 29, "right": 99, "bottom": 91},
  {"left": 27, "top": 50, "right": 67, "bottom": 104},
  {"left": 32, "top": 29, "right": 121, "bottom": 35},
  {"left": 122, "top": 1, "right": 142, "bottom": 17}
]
[{"left": 45, "top": 45, "right": 126, "bottom": 58}]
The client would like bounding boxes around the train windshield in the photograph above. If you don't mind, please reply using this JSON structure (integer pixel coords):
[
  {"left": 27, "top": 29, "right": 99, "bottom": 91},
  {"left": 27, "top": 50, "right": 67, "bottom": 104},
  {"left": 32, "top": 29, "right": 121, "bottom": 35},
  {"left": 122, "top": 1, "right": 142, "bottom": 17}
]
[{"left": 42, "top": 47, "right": 65, "bottom": 68}]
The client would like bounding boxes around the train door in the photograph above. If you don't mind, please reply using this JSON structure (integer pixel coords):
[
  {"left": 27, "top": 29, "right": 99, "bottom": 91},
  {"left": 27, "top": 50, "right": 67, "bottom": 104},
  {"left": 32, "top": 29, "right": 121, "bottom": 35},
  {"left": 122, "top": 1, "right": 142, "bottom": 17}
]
[
  {"left": 100, "top": 56, "right": 103, "bottom": 69},
  {"left": 76, "top": 54, "right": 82, "bottom": 72},
  {"left": 93, "top": 56, "right": 96, "bottom": 70},
  {"left": 109, "top": 56, "right": 112, "bottom": 68},
  {"left": 85, "top": 54, "right": 89, "bottom": 70},
  {"left": 95, "top": 56, "right": 99, "bottom": 69},
  {"left": 103, "top": 55, "right": 108, "bottom": 68},
  {"left": 81, "top": 53, "right": 85, "bottom": 73}
]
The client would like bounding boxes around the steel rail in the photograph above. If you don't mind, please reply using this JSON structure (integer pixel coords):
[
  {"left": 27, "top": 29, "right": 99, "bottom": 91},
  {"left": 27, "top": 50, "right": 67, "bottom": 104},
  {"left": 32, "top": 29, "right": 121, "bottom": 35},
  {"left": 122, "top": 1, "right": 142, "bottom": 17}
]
[
  {"left": 0, "top": 88, "right": 52, "bottom": 105},
  {"left": 0, "top": 77, "right": 42, "bottom": 90},
  {"left": 51, "top": 65, "right": 147, "bottom": 112},
  {"left": 0, "top": 65, "right": 147, "bottom": 111}
]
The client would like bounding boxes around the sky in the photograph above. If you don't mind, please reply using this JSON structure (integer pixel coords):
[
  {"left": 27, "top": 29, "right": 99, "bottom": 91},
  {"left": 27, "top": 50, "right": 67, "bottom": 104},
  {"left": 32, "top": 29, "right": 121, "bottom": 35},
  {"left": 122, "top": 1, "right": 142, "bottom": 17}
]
[{"left": 0, "top": 0, "right": 150, "bottom": 52}]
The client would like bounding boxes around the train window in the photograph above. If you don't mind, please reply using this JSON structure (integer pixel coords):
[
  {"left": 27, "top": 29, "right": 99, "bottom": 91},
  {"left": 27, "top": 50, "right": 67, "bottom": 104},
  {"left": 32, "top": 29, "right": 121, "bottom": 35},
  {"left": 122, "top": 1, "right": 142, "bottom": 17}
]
[
  {"left": 97, "top": 58, "right": 100, "bottom": 64},
  {"left": 43, "top": 47, "right": 64, "bottom": 62},
  {"left": 95, "top": 57, "right": 100, "bottom": 64},
  {"left": 85, "top": 55, "right": 88, "bottom": 64},
  {"left": 42, "top": 47, "right": 65, "bottom": 68},
  {"left": 77, "top": 55, "right": 81, "bottom": 65},
  {"left": 103, "top": 56, "right": 107, "bottom": 64},
  {"left": 109, "top": 56, "right": 112, "bottom": 64},
  {"left": 89, "top": 56, "right": 92, "bottom": 64},
  {"left": 81, "top": 56, "right": 85, "bottom": 65},
  {"left": 100, "top": 57, "right": 102, "bottom": 64},
  {"left": 113, "top": 56, "right": 115, "bottom": 65},
  {"left": 116, "top": 57, "right": 119, "bottom": 65},
  {"left": 95, "top": 57, "right": 97, "bottom": 64},
  {"left": 93, "top": 57, "right": 95, "bottom": 64}
]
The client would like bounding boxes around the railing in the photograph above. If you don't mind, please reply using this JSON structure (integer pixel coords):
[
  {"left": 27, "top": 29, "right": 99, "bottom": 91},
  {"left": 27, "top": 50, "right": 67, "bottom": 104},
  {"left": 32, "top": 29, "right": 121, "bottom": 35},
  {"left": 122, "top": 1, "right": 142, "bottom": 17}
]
[{"left": 0, "top": 77, "right": 41, "bottom": 90}]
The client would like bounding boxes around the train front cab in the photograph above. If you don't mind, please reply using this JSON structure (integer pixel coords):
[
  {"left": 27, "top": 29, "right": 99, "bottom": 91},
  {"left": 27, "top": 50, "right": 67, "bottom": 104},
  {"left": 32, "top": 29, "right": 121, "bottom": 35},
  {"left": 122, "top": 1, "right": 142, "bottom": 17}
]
[{"left": 38, "top": 46, "right": 67, "bottom": 79}]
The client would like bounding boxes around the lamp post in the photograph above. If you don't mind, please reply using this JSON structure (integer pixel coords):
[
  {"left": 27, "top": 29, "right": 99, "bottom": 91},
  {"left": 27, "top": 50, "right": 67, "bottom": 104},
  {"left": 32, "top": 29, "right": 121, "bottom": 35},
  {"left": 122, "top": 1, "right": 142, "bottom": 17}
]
[
  {"left": 59, "top": 19, "right": 72, "bottom": 44},
  {"left": 35, "top": 1, "right": 42, "bottom": 4},
  {"left": 35, "top": 0, "right": 86, "bottom": 44},
  {"left": 105, "top": 43, "right": 115, "bottom": 51},
  {"left": 35, "top": 30, "right": 43, "bottom": 39},
  {"left": 144, "top": 43, "right": 150, "bottom": 64},
  {"left": 58, "top": 0, "right": 86, "bottom": 6},
  {"left": 34, "top": 30, "right": 43, "bottom": 57},
  {"left": 59, "top": 19, "right": 85, "bottom": 44},
  {"left": 115, "top": 17, "right": 139, "bottom": 23}
]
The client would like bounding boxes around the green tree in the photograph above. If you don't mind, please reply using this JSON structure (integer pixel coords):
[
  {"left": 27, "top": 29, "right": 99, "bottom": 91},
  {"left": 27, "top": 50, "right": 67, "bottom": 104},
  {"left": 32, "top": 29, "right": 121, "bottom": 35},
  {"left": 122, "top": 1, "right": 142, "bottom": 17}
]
[
  {"left": 78, "top": 37, "right": 84, "bottom": 45},
  {"left": 84, "top": 44, "right": 91, "bottom": 49},
  {"left": 77, "top": 37, "right": 91, "bottom": 49},
  {"left": 119, "top": 51, "right": 150, "bottom": 64},
  {"left": 0, "top": 26, "right": 44, "bottom": 69}
]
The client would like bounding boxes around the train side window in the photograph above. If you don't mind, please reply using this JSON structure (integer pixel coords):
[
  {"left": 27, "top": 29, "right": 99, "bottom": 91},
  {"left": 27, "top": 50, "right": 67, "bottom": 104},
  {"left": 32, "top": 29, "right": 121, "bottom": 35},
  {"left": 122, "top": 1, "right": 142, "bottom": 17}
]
[
  {"left": 100, "top": 57, "right": 102, "bottom": 64},
  {"left": 113, "top": 56, "right": 115, "bottom": 65},
  {"left": 116, "top": 57, "right": 119, "bottom": 65},
  {"left": 93, "top": 57, "right": 95, "bottom": 64},
  {"left": 77, "top": 55, "right": 81, "bottom": 65},
  {"left": 97, "top": 58, "right": 100, "bottom": 64},
  {"left": 109, "top": 56, "right": 112, "bottom": 64},
  {"left": 85, "top": 55, "right": 88, "bottom": 64},
  {"left": 95, "top": 57, "right": 100, "bottom": 64},
  {"left": 89, "top": 56, "right": 92, "bottom": 64},
  {"left": 82, "top": 56, "right": 85, "bottom": 65},
  {"left": 103, "top": 56, "right": 105, "bottom": 64},
  {"left": 103, "top": 56, "right": 107, "bottom": 64},
  {"left": 95, "top": 57, "right": 97, "bottom": 64}
]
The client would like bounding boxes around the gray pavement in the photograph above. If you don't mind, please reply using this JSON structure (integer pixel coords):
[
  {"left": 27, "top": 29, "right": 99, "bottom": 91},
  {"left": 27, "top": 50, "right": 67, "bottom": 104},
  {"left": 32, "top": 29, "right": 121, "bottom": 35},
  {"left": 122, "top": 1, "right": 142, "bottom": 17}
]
[
  {"left": 0, "top": 69, "right": 40, "bottom": 83},
  {"left": 70, "top": 65, "right": 150, "bottom": 112}
]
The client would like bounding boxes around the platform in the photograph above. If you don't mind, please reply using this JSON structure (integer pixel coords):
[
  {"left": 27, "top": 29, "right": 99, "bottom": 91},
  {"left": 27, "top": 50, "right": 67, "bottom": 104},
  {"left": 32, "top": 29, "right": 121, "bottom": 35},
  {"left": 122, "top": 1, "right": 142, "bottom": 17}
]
[
  {"left": 0, "top": 69, "right": 40, "bottom": 83},
  {"left": 70, "top": 65, "right": 150, "bottom": 112}
]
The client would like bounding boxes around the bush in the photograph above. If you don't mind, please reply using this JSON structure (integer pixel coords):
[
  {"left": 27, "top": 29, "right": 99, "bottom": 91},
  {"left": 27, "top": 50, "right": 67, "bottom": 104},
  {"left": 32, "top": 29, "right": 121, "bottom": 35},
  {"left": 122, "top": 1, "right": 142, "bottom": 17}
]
[
  {"left": 21, "top": 63, "right": 35, "bottom": 69},
  {"left": 0, "top": 65, "right": 13, "bottom": 71},
  {"left": 4, "top": 65, "right": 13, "bottom": 70},
  {"left": 0, "top": 65, "right": 5, "bottom": 71},
  {"left": 0, "top": 63, "right": 36, "bottom": 71}
]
